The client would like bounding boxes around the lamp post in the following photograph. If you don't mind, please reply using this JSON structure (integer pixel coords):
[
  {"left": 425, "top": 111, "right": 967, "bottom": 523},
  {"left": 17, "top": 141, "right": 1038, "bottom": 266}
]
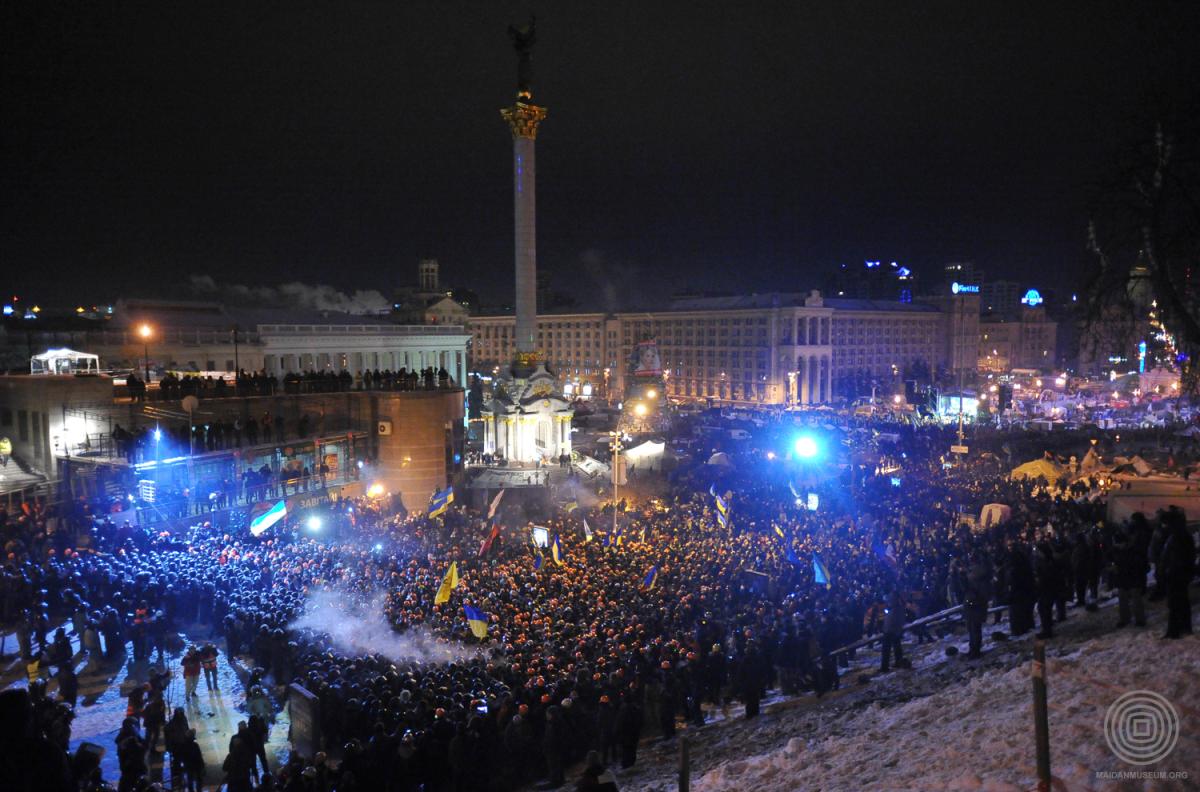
[
  {"left": 138, "top": 323, "right": 153, "bottom": 384},
  {"left": 609, "top": 430, "right": 623, "bottom": 535}
]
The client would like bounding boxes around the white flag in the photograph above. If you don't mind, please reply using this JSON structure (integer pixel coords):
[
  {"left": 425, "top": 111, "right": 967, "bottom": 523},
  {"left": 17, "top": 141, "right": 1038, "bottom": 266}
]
[
  {"left": 582, "top": 518, "right": 593, "bottom": 543},
  {"left": 487, "top": 489, "right": 506, "bottom": 520}
]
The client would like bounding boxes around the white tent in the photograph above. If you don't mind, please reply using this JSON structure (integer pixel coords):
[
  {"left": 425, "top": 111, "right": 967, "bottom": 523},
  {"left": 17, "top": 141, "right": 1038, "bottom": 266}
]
[
  {"left": 624, "top": 440, "right": 666, "bottom": 472},
  {"left": 979, "top": 503, "right": 1012, "bottom": 528},
  {"left": 31, "top": 347, "right": 100, "bottom": 375},
  {"left": 706, "top": 451, "right": 735, "bottom": 468}
]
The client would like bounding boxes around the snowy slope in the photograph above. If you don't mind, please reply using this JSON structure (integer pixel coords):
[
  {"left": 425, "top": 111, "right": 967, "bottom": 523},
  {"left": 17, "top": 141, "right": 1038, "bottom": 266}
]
[{"left": 691, "top": 626, "right": 1198, "bottom": 792}]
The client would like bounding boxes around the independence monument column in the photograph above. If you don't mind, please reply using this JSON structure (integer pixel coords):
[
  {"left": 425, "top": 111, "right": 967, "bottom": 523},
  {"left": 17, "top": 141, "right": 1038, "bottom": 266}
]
[{"left": 500, "top": 17, "right": 546, "bottom": 370}]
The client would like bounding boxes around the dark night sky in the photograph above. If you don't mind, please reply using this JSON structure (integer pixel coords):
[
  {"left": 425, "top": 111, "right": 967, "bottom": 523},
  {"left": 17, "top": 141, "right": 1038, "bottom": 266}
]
[{"left": 4, "top": 2, "right": 1199, "bottom": 311}]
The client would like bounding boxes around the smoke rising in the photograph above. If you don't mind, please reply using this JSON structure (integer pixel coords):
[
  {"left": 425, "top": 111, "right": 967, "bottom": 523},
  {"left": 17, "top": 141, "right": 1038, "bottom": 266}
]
[
  {"left": 189, "top": 274, "right": 391, "bottom": 315},
  {"left": 290, "top": 588, "right": 480, "bottom": 665}
]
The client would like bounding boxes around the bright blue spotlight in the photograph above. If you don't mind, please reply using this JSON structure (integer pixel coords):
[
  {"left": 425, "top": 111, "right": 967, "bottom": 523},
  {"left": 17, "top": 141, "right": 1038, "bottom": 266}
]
[
  {"left": 306, "top": 516, "right": 322, "bottom": 532},
  {"left": 794, "top": 435, "right": 819, "bottom": 459},
  {"left": 153, "top": 427, "right": 162, "bottom": 442},
  {"left": 374, "top": 543, "right": 383, "bottom": 552}
]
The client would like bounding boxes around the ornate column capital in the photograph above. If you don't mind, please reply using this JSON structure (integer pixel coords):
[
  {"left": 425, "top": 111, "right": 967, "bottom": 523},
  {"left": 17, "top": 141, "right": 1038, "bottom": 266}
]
[{"left": 501, "top": 102, "right": 548, "bottom": 140}]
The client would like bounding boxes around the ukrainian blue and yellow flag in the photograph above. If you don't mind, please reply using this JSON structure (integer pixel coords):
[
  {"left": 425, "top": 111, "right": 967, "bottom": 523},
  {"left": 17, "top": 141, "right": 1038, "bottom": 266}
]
[
  {"left": 642, "top": 565, "right": 659, "bottom": 590},
  {"left": 715, "top": 493, "right": 730, "bottom": 517},
  {"left": 615, "top": 525, "right": 624, "bottom": 546},
  {"left": 463, "top": 604, "right": 488, "bottom": 639},
  {"left": 564, "top": 501, "right": 579, "bottom": 513},
  {"left": 429, "top": 486, "right": 455, "bottom": 518},
  {"left": 582, "top": 519, "right": 593, "bottom": 543},
  {"left": 813, "top": 553, "right": 831, "bottom": 588},
  {"left": 785, "top": 544, "right": 802, "bottom": 566},
  {"left": 533, "top": 549, "right": 544, "bottom": 570},
  {"left": 773, "top": 523, "right": 786, "bottom": 541},
  {"left": 551, "top": 534, "right": 564, "bottom": 566},
  {"left": 716, "top": 509, "right": 730, "bottom": 530}
]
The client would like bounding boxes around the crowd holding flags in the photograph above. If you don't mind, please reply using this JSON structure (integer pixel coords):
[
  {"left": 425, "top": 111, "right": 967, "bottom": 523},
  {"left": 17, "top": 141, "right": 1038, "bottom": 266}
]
[
  {"left": 582, "top": 519, "right": 594, "bottom": 543},
  {"left": 550, "top": 534, "right": 565, "bottom": 566},
  {"left": 429, "top": 486, "right": 455, "bottom": 518},
  {"left": 641, "top": 565, "right": 659, "bottom": 590},
  {"left": 433, "top": 561, "right": 459, "bottom": 604},
  {"left": 533, "top": 548, "right": 544, "bottom": 570},
  {"left": 463, "top": 605, "right": 489, "bottom": 640}
]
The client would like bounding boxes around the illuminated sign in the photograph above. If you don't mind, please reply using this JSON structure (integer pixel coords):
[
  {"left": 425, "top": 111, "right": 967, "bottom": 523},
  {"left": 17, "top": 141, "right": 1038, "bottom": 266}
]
[
  {"left": 1021, "top": 289, "right": 1043, "bottom": 306},
  {"left": 951, "top": 282, "right": 979, "bottom": 294}
]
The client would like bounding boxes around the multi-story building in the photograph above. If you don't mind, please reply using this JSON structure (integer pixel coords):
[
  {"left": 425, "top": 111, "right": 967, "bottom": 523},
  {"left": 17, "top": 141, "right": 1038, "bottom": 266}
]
[
  {"left": 978, "top": 305, "right": 1058, "bottom": 373},
  {"left": 980, "top": 280, "right": 1024, "bottom": 318},
  {"left": 468, "top": 290, "right": 960, "bottom": 406}
]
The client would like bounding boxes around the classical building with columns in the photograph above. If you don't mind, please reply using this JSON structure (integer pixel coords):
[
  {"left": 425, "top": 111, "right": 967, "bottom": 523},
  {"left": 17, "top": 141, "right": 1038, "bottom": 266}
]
[{"left": 39, "top": 299, "right": 471, "bottom": 387}]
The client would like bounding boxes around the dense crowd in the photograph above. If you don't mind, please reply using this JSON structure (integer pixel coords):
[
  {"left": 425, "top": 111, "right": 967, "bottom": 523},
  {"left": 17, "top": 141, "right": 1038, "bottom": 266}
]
[{"left": 1, "top": 421, "right": 1196, "bottom": 792}]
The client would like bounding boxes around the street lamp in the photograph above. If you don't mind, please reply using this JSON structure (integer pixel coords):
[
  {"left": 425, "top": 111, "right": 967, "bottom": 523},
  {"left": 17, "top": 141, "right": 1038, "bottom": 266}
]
[{"left": 138, "top": 323, "right": 153, "bottom": 383}]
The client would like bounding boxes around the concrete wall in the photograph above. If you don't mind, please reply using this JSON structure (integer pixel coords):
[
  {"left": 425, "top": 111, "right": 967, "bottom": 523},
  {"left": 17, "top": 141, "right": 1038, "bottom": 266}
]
[
  {"left": 371, "top": 389, "right": 464, "bottom": 510},
  {"left": 0, "top": 375, "right": 113, "bottom": 475}
]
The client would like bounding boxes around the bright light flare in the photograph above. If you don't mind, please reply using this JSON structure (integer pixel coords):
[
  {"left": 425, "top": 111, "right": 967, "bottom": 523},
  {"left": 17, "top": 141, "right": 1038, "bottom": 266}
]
[
  {"left": 306, "top": 516, "right": 322, "bottom": 532},
  {"left": 633, "top": 402, "right": 648, "bottom": 417},
  {"left": 367, "top": 482, "right": 385, "bottom": 498},
  {"left": 794, "top": 436, "right": 818, "bottom": 459},
  {"left": 138, "top": 323, "right": 153, "bottom": 339}
]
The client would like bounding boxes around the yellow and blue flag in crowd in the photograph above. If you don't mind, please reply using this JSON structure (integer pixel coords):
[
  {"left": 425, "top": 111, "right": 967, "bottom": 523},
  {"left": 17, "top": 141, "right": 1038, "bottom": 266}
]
[
  {"left": 533, "top": 549, "right": 544, "bottom": 570},
  {"left": 715, "top": 493, "right": 730, "bottom": 517},
  {"left": 785, "top": 543, "right": 802, "bottom": 566},
  {"left": 429, "top": 486, "right": 455, "bottom": 518},
  {"left": 582, "top": 519, "right": 593, "bottom": 543},
  {"left": 773, "top": 523, "right": 786, "bottom": 541},
  {"left": 434, "top": 561, "right": 459, "bottom": 605},
  {"left": 642, "top": 565, "right": 659, "bottom": 590},
  {"left": 551, "top": 534, "right": 564, "bottom": 566},
  {"left": 716, "top": 509, "right": 730, "bottom": 530},
  {"left": 813, "top": 553, "right": 831, "bottom": 588},
  {"left": 564, "top": 501, "right": 579, "bottom": 513},
  {"left": 463, "top": 604, "right": 488, "bottom": 639}
]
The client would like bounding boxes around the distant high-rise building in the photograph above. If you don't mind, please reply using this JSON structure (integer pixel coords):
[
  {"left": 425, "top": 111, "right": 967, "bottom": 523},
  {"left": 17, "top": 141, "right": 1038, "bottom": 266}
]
[
  {"left": 943, "top": 261, "right": 983, "bottom": 289},
  {"left": 827, "top": 260, "right": 916, "bottom": 301},
  {"left": 981, "top": 280, "right": 1022, "bottom": 317}
]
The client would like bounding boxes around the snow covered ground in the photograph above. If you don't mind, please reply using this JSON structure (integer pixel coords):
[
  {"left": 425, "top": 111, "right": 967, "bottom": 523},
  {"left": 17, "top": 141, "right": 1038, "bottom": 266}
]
[
  {"left": 615, "top": 592, "right": 1197, "bottom": 792},
  {"left": 2, "top": 628, "right": 290, "bottom": 787}
]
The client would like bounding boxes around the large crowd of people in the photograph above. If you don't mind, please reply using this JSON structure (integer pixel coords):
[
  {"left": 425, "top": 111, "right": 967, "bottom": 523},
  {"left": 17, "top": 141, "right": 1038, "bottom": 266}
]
[{"left": 1, "top": 418, "right": 1195, "bottom": 791}]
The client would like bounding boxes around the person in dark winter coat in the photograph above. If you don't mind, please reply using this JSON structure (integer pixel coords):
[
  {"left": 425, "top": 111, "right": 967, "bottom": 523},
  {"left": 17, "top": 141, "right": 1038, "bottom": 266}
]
[
  {"left": 1034, "top": 541, "right": 1059, "bottom": 639},
  {"left": 1159, "top": 508, "right": 1195, "bottom": 639},
  {"left": 879, "top": 589, "right": 906, "bottom": 671},
  {"left": 179, "top": 728, "right": 205, "bottom": 792},
  {"left": 56, "top": 662, "right": 78, "bottom": 709},
  {"left": 576, "top": 750, "right": 619, "bottom": 791},
  {"left": 1006, "top": 541, "right": 1036, "bottom": 636},
  {"left": 1112, "top": 515, "right": 1149, "bottom": 628},
  {"left": 615, "top": 697, "right": 642, "bottom": 769},
  {"left": 962, "top": 552, "right": 993, "bottom": 658},
  {"left": 737, "top": 645, "right": 767, "bottom": 717},
  {"left": 543, "top": 705, "right": 568, "bottom": 788}
]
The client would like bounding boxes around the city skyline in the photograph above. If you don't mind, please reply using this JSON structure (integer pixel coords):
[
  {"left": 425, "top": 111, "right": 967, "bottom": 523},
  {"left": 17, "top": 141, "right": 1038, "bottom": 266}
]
[{"left": 5, "top": 3, "right": 1199, "bottom": 311}]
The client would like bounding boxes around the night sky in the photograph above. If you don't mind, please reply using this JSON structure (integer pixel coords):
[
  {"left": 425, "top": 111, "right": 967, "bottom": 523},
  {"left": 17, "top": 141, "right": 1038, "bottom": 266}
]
[{"left": 4, "top": 2, "right": 1199, "bottom": 311}]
